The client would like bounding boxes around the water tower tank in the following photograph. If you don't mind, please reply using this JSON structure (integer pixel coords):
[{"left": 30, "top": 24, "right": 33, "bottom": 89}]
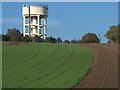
[{"left": 22, "top": 5, "right": 48, "bottom": 40}]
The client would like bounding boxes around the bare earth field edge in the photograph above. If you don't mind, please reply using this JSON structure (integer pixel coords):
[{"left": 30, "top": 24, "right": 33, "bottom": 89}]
[{"left": 74, "top": 43, "right": 118, "bottom": 88}]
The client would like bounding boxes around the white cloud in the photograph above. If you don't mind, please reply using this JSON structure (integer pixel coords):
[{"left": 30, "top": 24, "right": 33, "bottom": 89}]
[{"left": 48, "top": 19, "right": 62, "bottom": 28}]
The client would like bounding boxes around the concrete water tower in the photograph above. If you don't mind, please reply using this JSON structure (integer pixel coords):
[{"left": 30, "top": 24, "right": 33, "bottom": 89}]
[{"left": 22, "top": 4, "right": 48, "bottom": 40}]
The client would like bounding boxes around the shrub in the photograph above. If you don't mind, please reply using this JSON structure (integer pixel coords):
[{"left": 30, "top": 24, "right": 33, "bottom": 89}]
[
  {"left": 33, "top": 35, "right": 41, "bottom": 42},
  {"left": 63, "top": 40, "right": 70, "bottom": 43},
  {"left": 6, "top": 28, "right": 22, "bottom": 41},
  {"left": 81, "top": 33, "right": 100, "bottom": 43}
]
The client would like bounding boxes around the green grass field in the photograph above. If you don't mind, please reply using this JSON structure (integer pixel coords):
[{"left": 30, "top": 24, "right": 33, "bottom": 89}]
[{"left": 3, "top": 42, "right": 94, "bottom": 88}]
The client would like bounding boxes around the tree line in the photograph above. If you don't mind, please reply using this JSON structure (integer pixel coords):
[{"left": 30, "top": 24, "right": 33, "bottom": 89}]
[
  {"left": 105, "top": 25, "right": 120, "bottom": 43},
  {"left": 1, "top": 25, "right": 119, "bottom": 43},
  {"left": 0, "top": 28, "right": 63, "bottom": 43}
]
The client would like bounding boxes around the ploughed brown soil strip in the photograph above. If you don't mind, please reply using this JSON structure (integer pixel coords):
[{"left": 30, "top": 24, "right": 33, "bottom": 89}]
[{"left": 75, "top": 43, "right": 118, "bottom": 88}]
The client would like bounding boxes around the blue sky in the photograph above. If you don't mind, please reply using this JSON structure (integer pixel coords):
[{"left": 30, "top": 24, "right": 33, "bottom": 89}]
[{"left": 2, "top": 2, "right": 118, "bottom": 42}]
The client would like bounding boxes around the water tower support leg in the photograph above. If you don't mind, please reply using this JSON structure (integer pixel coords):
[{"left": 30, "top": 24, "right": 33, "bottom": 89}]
[
  {"left": 37, "top": 15, "right": 40, "bottom": 36},
  {"left": 43, "top": 16, "right": 47, "bottom": 40},
  {"left": 23, "top": 16, "right": 26, "bottom": 36}
]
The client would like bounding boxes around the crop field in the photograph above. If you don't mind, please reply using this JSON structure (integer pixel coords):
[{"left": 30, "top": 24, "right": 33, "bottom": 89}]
[{"left": 2, "top": 42, "right": 94, "bottom": 88}]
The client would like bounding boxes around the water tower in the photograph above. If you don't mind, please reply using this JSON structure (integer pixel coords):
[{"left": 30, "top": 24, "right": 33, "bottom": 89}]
[{"left": 22, "top": 4, "right": 48, "bottom": 40}]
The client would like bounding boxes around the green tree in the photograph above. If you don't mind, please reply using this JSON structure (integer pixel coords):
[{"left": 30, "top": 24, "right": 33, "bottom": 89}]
[
  {"left": 56, "top": 37, "right": 62, "bottom": 43},
  {"left": 71, "top": 39, "right": 76, "bottom": 43},
  {"left": 75, "top": 39, "right": 82, "bottom": 43},
  {"left": 33, "top": 35, "right": 41, "bottom": 42},
  {"left": 22, "top": 35, "right": 32, "bottom": 42},
  {"left": 2, "top": 34, "right": 9, "bottom": 41},
  {"left": 6, "top": 28, "right": 22, "bottom": 41},
  {"left": 81, "top": 33, "right": 100, "bottom": 43},
  {"left": 105, "top": 25, "right": 120, "bottom": 43},
  {"left": 63, "top": 40, "right": 70, "bottom": 43},
  {"left": 44, "top": 36, "right": 57, "bottom": 43}
]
